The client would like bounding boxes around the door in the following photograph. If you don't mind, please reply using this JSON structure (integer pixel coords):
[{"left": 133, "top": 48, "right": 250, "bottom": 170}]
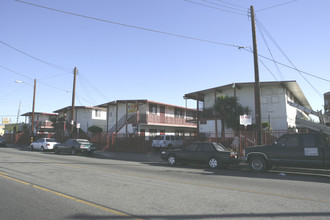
[
  {"left": 268, "top": 134, "right": 301, "bottom": 166},
  {"left": 300, "top": 134, "right": 324, "bottom": 168},
  {"left": 178, "top": 143, "right": 198, "bottom": 163},
  {"left": 196, "top": 143, "right": 215, "bottom": 164},
  {"left": 160, "top": 106, "right": 165, "bottom": 123}
]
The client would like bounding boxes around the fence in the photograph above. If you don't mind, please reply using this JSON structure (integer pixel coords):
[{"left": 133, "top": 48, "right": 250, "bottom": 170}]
[{"left": 4, "top": 129, "right": 292, "bottom": 155}]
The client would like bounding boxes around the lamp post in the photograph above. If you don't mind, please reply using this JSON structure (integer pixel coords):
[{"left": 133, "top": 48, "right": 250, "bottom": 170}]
[{"left": 15, "top": 79, "right": 36, "bottom": 141}]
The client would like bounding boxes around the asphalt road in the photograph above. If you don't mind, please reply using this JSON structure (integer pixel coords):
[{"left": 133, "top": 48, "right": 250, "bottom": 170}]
[{"left": 1, "top": 145, "right": 330, "bottom": 220}]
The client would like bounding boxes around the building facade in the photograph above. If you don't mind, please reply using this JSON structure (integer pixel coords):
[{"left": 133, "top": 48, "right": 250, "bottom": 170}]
[
  {"left": 53, "top": 106, "right": 107, "bottom": 135},
  {"left": 97, "top": 100, "right": 197, "bottom": 140},
  {"left": 21, "top": 112, "right": 58, "bottom": 137},
  {"left": 184, "top": 81, "right": 311, "bottom": 138}
]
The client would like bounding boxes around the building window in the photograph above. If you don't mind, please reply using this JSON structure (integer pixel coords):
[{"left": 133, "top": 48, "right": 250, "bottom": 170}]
[
  {"left": 174, "top": 108, "right": 184, "bottom": 118},
  {"left": 149, "top": 104, "right": 157, "bottom": 114},
  {"left": 95, "top": 110, "right": 101, "bottom": 117},
  {"left": 149, "top": 129, "right": 157, "bottom": 137}
]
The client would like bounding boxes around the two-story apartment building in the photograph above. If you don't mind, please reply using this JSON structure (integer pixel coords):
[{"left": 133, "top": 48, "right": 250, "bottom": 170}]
[
  {"left": 97, "top": 99, "right": 197, "bottom": 140},
  {"left": 21, "top": 112, "right": 58, "bottom": 137},
  {"left": 53, "top": 106, "right": 107, "bottom": 135},
  {"left": 184, "top": 81, "right": 311, "bottom": 138}
]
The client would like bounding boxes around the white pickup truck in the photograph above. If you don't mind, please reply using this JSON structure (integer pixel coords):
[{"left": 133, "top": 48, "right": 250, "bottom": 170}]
[{"left": 152, "top": 135, "right": 183, "bottom": 150}]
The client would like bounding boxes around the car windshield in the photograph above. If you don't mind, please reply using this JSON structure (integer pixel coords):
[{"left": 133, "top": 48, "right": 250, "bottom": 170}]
[
  {"left": 153, "top": 136, "right": 164, "bottom": 140},
  {"left": 212, "top": 143, "right": 228, "bottom": 152}
]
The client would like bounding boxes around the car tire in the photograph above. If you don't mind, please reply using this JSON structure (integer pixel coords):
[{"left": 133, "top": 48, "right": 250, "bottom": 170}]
[
  {"left": 167, "top": 155, "right": 176, "bottom": 166},
  {"left": 30, "top": 145, "right": 34, "bottom": 151},
  {"left": 208, "top": 157, "right": 219, "bottom": 169},
  {"left": 71, "top": 147, "right": 77, "bottom": 155},
  {"left": 54, "top": 147, "right": 59, "bottom": 154},
  {"left": 41, "top": 146, "right": 45, "bottom": 152},
  {"left": 249, "top": 157, "right": 267, "bottom": 173}
]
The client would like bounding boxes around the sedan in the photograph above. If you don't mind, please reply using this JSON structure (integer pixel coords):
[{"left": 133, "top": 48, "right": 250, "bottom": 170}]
[
  {"left": 161, "top": 142, "right": 240, "bottom": 169},
  {"left": 30, "top": 138, "right": 59, "bottom": 151},
  {"left": 53, "top": 139, "right": 96, "bottom": 155}
]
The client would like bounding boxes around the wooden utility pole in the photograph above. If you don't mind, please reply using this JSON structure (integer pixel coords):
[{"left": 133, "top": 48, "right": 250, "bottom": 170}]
[
  {"left": 71, "top": 67, "right": 77, "bottom": 133},
  {"left": 31, "top": 79, "right": 36, "bottom": 139},
  {"left": 250, "top": 5, "right": 262, "bottom": 145}
]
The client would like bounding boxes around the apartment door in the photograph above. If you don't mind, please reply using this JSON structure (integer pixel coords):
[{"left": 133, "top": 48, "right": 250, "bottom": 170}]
[{"left": 160, "top": 106, "right": 165, "bottom": 123}]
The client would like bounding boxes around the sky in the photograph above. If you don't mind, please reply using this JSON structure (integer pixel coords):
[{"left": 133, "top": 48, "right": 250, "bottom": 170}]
[{"left": 1, "top": 0, "right": 329, "bottom": 124}]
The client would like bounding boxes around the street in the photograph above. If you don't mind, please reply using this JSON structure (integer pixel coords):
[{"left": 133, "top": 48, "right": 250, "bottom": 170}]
[{"left": 1, "top": 145, "right": 330, "bottom": 220}]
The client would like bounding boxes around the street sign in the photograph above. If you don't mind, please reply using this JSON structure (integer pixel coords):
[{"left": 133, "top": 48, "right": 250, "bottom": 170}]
[
  {"left": 76, "top": 123, "right": 80, "bottom": 129},
  {"left": 240, "top": 114, "right": 252, "bottom": 126}
]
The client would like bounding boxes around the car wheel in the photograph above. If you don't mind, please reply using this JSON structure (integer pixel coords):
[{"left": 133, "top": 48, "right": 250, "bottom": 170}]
[
  {"left": 30, "top": 145, "right": 34, "bottom": 151},
  {"left": 167, "top": 155, "right": 176, "bottom": 166},
  {"left": 71, "top": 147, "right": 77, "bottom": 155},
  {"left": 249, "top": 157, "right": 267, "bottom": 172},
  {"left": 54, "top": 147, "right": 59, "bottom": 154},
  {"left": 208, "top": 157, "right": 219, "bottom": 169},
  {"left": 41, "top": 146, "right": 45, "bottom": 152}
]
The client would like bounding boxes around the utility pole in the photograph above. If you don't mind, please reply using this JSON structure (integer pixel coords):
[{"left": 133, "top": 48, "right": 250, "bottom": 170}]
[
  {"left": 16, "top": 100, "right": 21, "bottom": 124},
  {"left": 31, "top": 79, "right": 36, "bottom": 139},
  {"left": 250, "top": 5, "right": 262, "bottom": 145},
  {"left": 71, "top": 67, "right": 77, "bottom": 133}
]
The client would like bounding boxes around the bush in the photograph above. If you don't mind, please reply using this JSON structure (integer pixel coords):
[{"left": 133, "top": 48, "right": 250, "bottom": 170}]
[{"left": 88, "top": 126, "right": 103, "bottom": 134}]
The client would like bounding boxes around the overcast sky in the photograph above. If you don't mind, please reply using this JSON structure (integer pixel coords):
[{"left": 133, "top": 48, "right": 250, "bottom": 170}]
[{"left": 1, "top": 0, "right": 329, "bottom": 123}]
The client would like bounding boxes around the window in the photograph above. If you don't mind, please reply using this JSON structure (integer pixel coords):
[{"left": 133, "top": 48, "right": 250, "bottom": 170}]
[
  {"left": 174, "top": 108, "right": 183, "bottom": 118},
  {"left": 95, "top": 110, "right": 101, "bottom": 117},
  {"left": 166, "top": 136, "right": 171, "bottom": 141},
  {"left": 149, "top": 129, "right": 157, "bottom": 137},
  {"left": 198, "top": 143, "right": 214, "bottom": 152},
  {"left": 303, "top": 135, "right": 316, "bottom": 147},
  {"left": 277, "top": 135, "right": 299, "bottom": 147},
  {"left": 149, "top": 104, "right": 157, "bottom": 114}
]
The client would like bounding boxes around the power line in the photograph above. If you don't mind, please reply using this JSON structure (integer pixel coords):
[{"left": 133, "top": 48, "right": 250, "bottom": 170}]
[
  {"left": 184, "top": 0, "right": 247, "bottom": 16},
  {"left": 243, "top": 47, "right": 330, "bottom": 83},
  {"left": 15, "top": 0, "right": 246, "bottom": 49},
  {"left": 255, "top": 18, "right": 330, "bottom": 88},
  {"left": 258, "top": 55, "right": 278, "bottom": 81},
  {"left": 215, "top": 0, "right": 247, "bottom": 10},
  {"left": 256, "top": 0, "right": 298, "bottom": 12},
  {"left": 199, "top": 0, "right": 246, "bottom": 12},
  {"left": 0, "top": 65, "right": 34, "bottom": 81},
  {"left": 0, "top": 40, "right": 70, "bottom": 72},
  {"left": 78, "top": 73, "right": 109, "bottom": 101},
  {"left": 255, "top": 19, "right": 285, "bottom": 81}
]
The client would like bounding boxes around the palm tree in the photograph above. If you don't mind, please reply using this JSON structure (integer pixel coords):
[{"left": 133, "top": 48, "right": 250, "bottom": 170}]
[{"left": 214, "top": 96, "right": 249, "bottom": 138}]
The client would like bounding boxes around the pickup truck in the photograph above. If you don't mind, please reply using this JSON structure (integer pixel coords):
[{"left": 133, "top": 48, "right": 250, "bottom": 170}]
[{"left": 245, "top": 133, "right": 330, "bottom": 172}]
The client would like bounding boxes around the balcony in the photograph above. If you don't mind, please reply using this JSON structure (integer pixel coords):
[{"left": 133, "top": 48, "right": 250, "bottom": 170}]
[{"left": 137, "top": 113, "right": 196, "bottom": 127}]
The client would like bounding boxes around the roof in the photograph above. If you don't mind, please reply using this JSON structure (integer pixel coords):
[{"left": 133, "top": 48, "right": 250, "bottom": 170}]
[
  {"left": 21, "top": 112, "right": 58, "bottom": 116},
  {"left": 97, "top": 99, "right": 195, "bottom": 110},
  {"left": 184, "top": 80, "right": 311, "bottom": 109},
  {"left": 53, "top": 106, "right": 106, "bottom": 113}
]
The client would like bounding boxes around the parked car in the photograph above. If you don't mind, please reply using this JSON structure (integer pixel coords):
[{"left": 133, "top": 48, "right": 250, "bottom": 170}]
[
  {"left": 30, "top": 138, "right": 59, "bottom": 151},
  {"left": 0, "top": 137, "right": 7, "bottom": 147},
  {"left": 53, "top": 139, "right": 96, "bottom": 155},
  {"left": 160, "top": 142, "right": 240, "bottom": 168},
  {"left": 244, "top": 132, "right": 330, "bottom": 172},
  {"left": 152, "top": 135, "right": 183, "bottom": 150}
]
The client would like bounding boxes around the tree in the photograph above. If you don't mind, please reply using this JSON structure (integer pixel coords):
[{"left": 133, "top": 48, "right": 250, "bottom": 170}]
[{"left": 214, "top": 96, "right": 249, "bottom": 138}]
